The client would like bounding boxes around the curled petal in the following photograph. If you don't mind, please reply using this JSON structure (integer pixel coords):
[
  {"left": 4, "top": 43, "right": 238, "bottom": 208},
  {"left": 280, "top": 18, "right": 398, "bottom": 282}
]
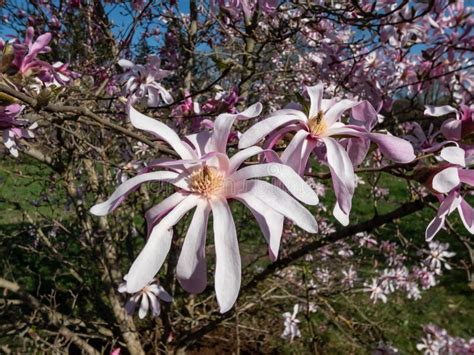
[
  {"left": 432, "top": 167, "right": 460, "bottom": 193},
  {"left": 440, "top": 146, "right": 465, "bottom": 167}
]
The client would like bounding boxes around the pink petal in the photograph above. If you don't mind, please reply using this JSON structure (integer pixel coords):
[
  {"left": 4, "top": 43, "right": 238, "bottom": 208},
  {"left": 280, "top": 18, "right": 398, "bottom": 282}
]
[
  {"left": 145, "top": 192, "right": 188, "bottom": 235},
  {"left": 90, "top": 171, "right": 179, "bottom": 216},
  {"left": 351, "top": 100, "right": 378, "bottom": 130},
  {"left": 367, "top": 133, "right": 415, "bottom": 163},
  {"left": 458, "top": 198, "right": 474, "bottom": 234},
  {"left": 280, "top": 130, "right": 311, "bottom": 174},
  {"left": 176, "top": 200, "right": 210, "bottom": 294},
  {"left": 425, "top": 215, "right": 445, "bottom": 241},
  {"left": 432, "top": 167, "right": 460, "bottom": 193},
  {"left": 458, "top": 169, "right": 474, "bottom": 186},
  {"left": 441, "top": 119, "right": 462, "bottom": 140},
  {"left": 185, "top": 131, "right": 212, "bottom": 156},
  {"left": 437, "top": 191, "right": 461, "bottom": 218},
  {"left": 210, "top": 199, "right": 241, "bottom": 313},
  {"left": 128, "top": 105, "right": 194, "bottom": 159}
]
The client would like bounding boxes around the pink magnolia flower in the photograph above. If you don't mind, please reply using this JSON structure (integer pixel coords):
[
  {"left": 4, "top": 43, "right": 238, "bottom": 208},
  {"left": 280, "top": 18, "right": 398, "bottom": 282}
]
[
  {"left": 281, "top": 304, "right": 301, "bottom": 342},
  {"left": 11, "top": 27, "right": 52, "bottom": 75},
  {"left": 425, "top": 241, "right": 455, "bottom": 274},
  {"left": 239, "top": 83, "right": 415, "bottom": 225},
  {"left": 363, "top": 278, "right": 388, "bottom": 304},
  {"left": 425, "top": 146, "right": 474, "bottom": 240},
  {"left": 0, "top": 104, "right": 36, "bottom": 157},
  {"left": 118, "top": 278, "right": 172, "bottom": 319},
  {"left": 424, "top": 104, "right": 474, "bottom": 141},
  {"left": 118, "top": 56, "right": 172, "bottom": 107},
  {"left": 90, "top": 103, "right": 318, "bottom": 313}
]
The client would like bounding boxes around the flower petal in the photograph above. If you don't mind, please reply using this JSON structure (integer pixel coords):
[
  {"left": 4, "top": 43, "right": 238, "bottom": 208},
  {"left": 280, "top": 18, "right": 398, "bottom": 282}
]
[
  {"left": 425, "top": 215, "right": 445, "bottom": 241},
  {"left": 324, "top": 99, "right": 359, "bottom": 126},
  {"left": 458, "top": 198, "right": 474, "bottom": 234},
  {"left": 241, "top": 180, "right": 318, "bottom": 233},
  {"left": 128, "top": 105, "right": 194, "bottom": 159},
  {"left": 432, "top": 167, "right": 460, "bottom": 193},
  {"left": 307, "top": 83, "right": 323, "bottom": 118},
  {"left": 90, "top": 171, "right": 179, "bottom": 216},
  {"left": 280, "top": 130, "right": 311, "bottom": 174},
  {"left": 235, "top": 193, "right": 284, "bottom": 261},
  {"left": 177, "top": 200, "right": 211, "bottom": 294},
  {"left": 228, "top": 163, "right": 319, "bottom": 205},
  {"left": 125, "top": 195, "right": 200, "bottom": 293},
  {"left": 440, "top": 146, "right": 465, "bottom": 167},
  {"left": 210, "top": 199, "right": 241, "bottom": 313},
  {"left": 145, "top": 192, "right": 188, "bottom": 235},
  {"left": 367, "top": 133, "right": 416, "bottom": 163},
  {"left": 238, "top": 114, "right": 305, "bottom": 149},
  {"left": 458, "top": 169, "right": 474, "bottom": 186},
  {"left": 138, "top": 294, "right": 149, "bottom": 319},
  {"left": 229, "top": 146, "right": 263, "bottom": 173},
  {"left": 424, "top": 105, "right": 458, "bottom": 117}
]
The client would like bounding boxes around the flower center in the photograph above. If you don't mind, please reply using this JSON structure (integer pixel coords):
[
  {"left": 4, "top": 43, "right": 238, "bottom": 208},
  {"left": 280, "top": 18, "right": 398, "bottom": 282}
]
[
  {"left": 189, "top": 165, "right": 224, "bottom": 197},
  {"left": 307, "top": 111, "right": 328, "bottom": 137}
]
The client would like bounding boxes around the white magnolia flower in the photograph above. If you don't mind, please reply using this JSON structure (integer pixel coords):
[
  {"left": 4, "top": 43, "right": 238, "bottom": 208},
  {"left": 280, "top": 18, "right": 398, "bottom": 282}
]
[
  {"left": 281, "top": 304, "right": 301, "bottom": 342},
  {"left": 118, "top": 278, "right": 172, "bottom": 319}
]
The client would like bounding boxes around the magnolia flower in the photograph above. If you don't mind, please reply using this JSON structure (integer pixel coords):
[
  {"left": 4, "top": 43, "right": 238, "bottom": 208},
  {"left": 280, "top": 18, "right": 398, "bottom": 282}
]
[
  {"left": 118, "top": 56, "right": 172, "bottom": 107},
  {"left": 239, "top": 83, "right": 415, "bottom": 226},
  {"left": 424, "top": 104, "right": 474, "bottom": 141},
  {"left": 341, "top": 265, "right": 357, "bottom": 287},
  {"left": 425, "top": 145, "right": 474, "bottom": 240},
  {"left": 281, "top": 304, "right": 301, "bottom": 342},
  {"left": 363, "top": 278, "right": 388, "bottom": 304},
  {"left": 425, "top": 241, "right": 455, "bottom": 274},
  {"left": 11, "top": 27, "right": 52, "bottom": 75},
  {"left": 118, "top": 278, "right": 172, "bottom": 319},
  {"left": 91, "top": 103, "right": 318, "bottom": 313},
  {"left": 0, "top": 104, "right": 36, "bottom": 157},
  {"left": 416, "top": 334, "right": 443, "bottom": 355}
]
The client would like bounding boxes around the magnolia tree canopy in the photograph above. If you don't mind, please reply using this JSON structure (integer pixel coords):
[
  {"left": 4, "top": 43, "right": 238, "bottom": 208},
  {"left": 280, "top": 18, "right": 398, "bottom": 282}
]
[{"left": 0, "top": 0, "right": 473, "bottom": 354}]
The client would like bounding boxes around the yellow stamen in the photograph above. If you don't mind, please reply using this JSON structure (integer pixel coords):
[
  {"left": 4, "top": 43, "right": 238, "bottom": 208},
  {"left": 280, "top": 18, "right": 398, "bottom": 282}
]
[
  {"left": 307, "top": 111, "right": 328, "bottom": 137},
  {"left": 189, "top": 166, "right": 224, "bottom": 197}
]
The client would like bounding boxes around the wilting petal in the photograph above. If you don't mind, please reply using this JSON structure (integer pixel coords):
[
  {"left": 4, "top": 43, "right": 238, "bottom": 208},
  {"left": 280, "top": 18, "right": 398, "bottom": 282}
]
[
  {"left": 424, "top": 105, "right": 458, "bottom": 117},
  {"left": 210, "top": 199, "right": 241, "bottom": 313},
  {"left": 432, "top": 167, "right": 460, "bottom": 193},
  {"left": 440, "top": 146, "right": 465, "bottom": 167},
  {"left": 177, "top": 200, "right": 211, "bottom": 294},
  {"left": 229, "top": 146, "right": 263, "bottom": 172},
  {"left": 90, "top": 171, "right": 179, "bottom": 216},
  {"left": 126, "top": 195, "right": 200, "bottom": 293},
  {"left": 128, "top": 105, "right": 194, "bottom": 159},
  {"left": 242, "top": 180, "right": 318, "bottom": 233},
  {"left": 307, "top": 83, "right": 323, "bottom": 118},
  {"left": 324, "top": 99, "right": 359, "bottom": 126},
  {"left": 458, "top": 198, "right": 474, "bottom": 233},
  {"left": 145, "top": 192, "right": 188, "bottom": 235},
  {"left": 236, "top": 192, "right": 284, "bottom": 261},
  {"left": 138, "top": 294, "right": 149, "bottom": 319},
  {"left": 238, "top": 114, "right": 305, "bottom": 149},
  {"left": 228, "top": 163, "right": 319, "bottom": 205},
  {"left": 367, "top": 133, "right": 415, "bottom": 163},
  {"left": 425, "top": 215, "right": 445, "bottom": 241}
]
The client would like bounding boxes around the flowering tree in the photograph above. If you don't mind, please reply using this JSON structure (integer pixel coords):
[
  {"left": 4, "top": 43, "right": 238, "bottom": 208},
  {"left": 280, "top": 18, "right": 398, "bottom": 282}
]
[{"left": 0, "top": 1, "right": 473, "bottom": 353}]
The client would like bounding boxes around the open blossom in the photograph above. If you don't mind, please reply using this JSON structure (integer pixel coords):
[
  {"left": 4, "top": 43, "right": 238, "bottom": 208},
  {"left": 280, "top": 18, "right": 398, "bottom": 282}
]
[
  {"left": 91, "top": 103, "right": 318, "bottom": 313},
  {"left": 363, "top": 278, "right": 388, "bottom": 304},
  {"left": 425, "top": 145, "right": 474, "bottom": 240},
  {"left": 239, "top": 82, "right": 415, "bottom": 226},
  {"left": 10, "top": 27, "right": 52, "bottom": 75},
  {"left": 0, "top": 103, "right": 36, "bottom": 157},
  {"left": 281, "top": 304, "right": 301, "bottom": 342},
  {"left": 118, "top": 278, "right": 172, "bottom": 319},
  {"left": 424, "top": 241, "right": 455, "bottom": 274},
  {"left": 342, "top": 265, "right": 357, "bottom": 288},
  {"left": 118, "top": 55, "right": 172, "bottom": 107}
]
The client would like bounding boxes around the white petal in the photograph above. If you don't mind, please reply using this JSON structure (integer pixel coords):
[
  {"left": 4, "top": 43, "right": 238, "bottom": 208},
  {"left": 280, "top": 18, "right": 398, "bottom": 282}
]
[
  {"left": 138, "top": 294, "right": 149, "bottom": 319},
  {"left": 424, "top": 105, "right": 458, "bottom": 117},
  {"left": 432, "top": 167, "right": 460, "bottom": 193},
  {"left": 307, "top": 83, "right": 323, "bottom": 118},
  {"left": 210, "top": 199, "right": 241, "bottom": 313},
  {"left": 229, "top": 146, "right": 263, "bottom": 173},
  {"left": 324, "top": 99, "right": 359, "bottom": 126},
  {"left": 176, "top": 200, "right": 210, "bottom": 294},
  {"left": 440, "top": 146, "right": 465, "bottom": 166},
  {"left": 90, "top": 171, "right": 179, "bottom": 216},
  {"left": 128, "top": 104, "right": 194, "bottom": 159}
]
